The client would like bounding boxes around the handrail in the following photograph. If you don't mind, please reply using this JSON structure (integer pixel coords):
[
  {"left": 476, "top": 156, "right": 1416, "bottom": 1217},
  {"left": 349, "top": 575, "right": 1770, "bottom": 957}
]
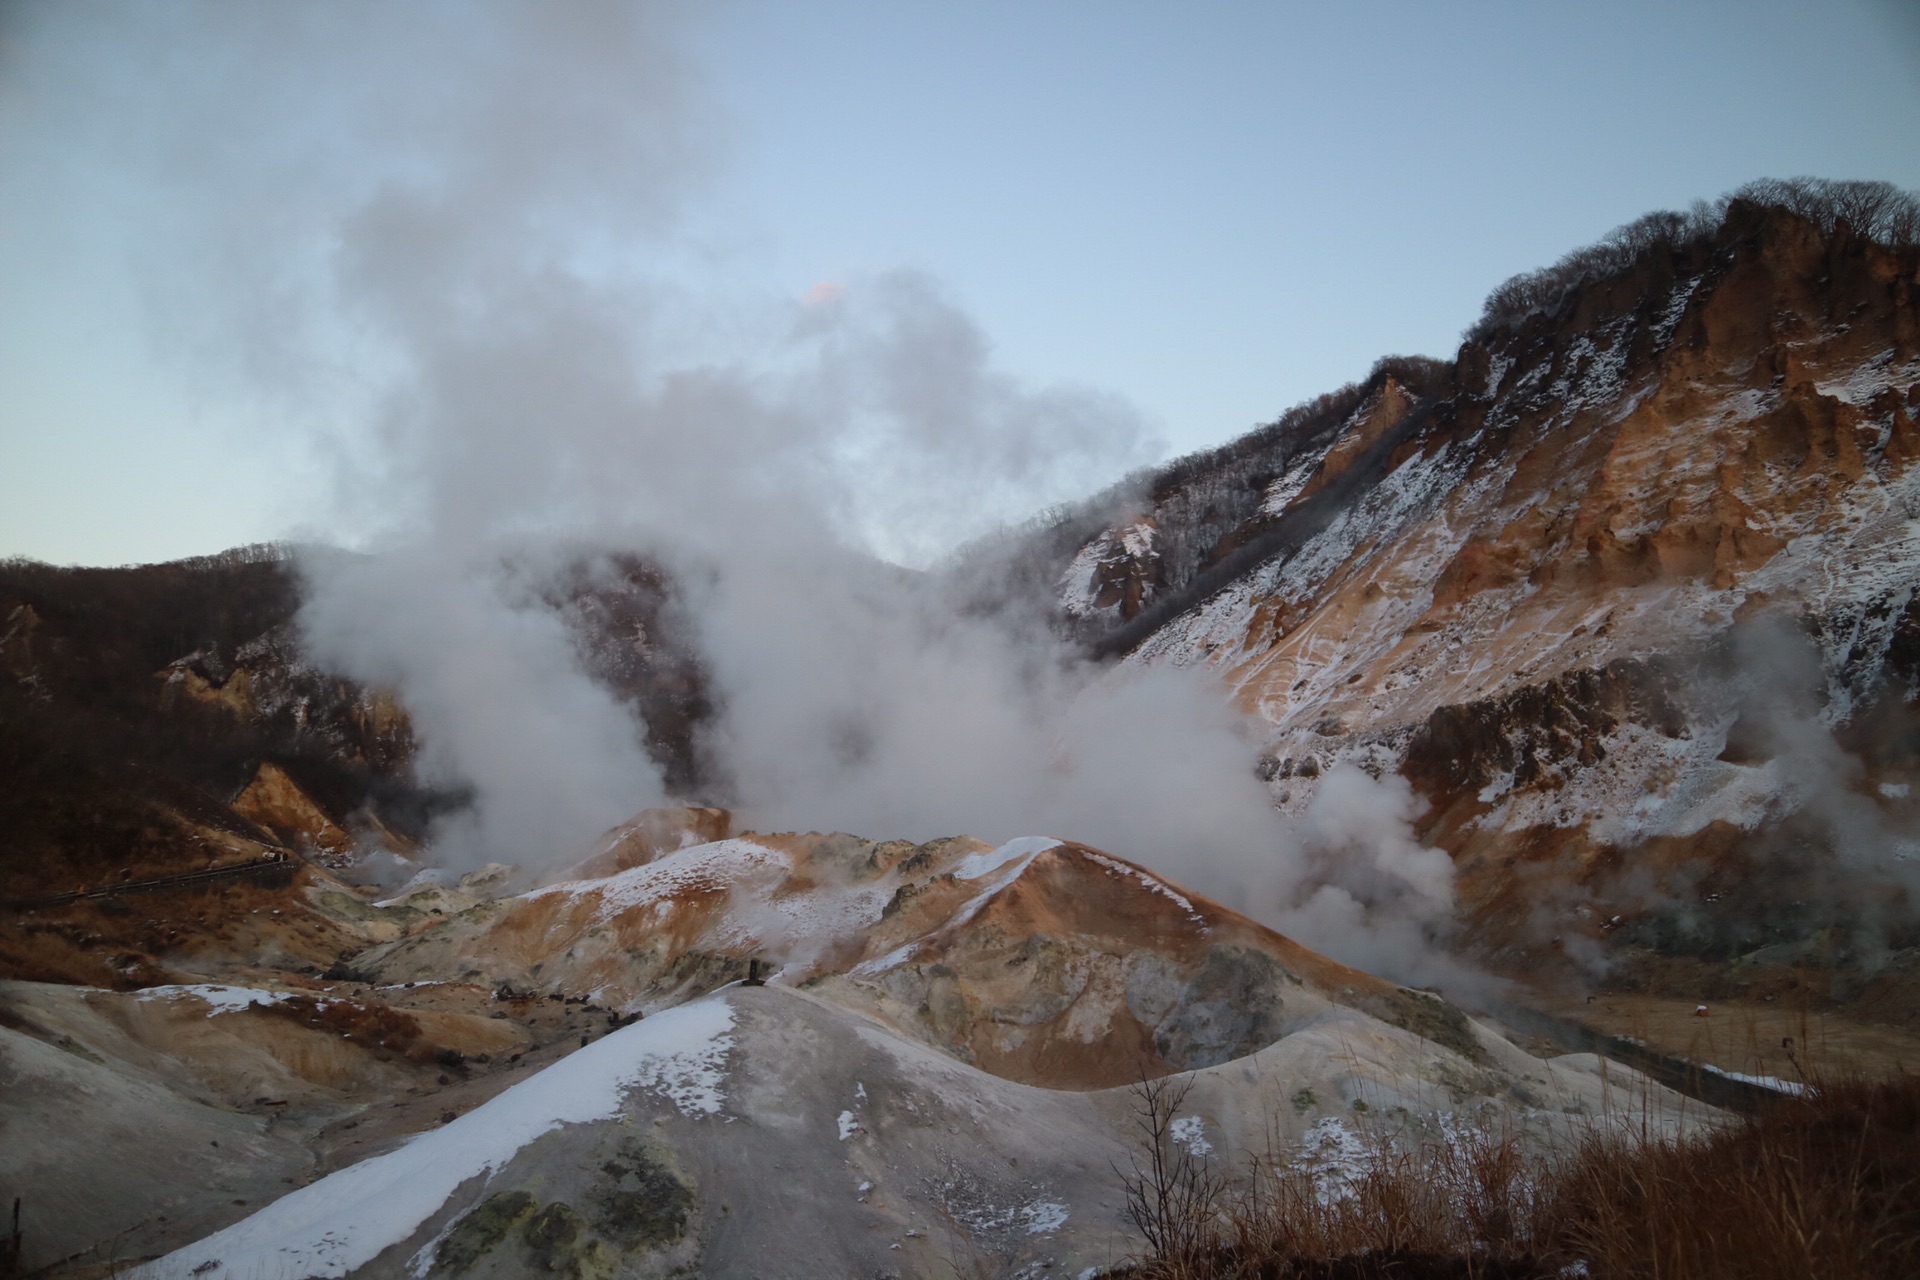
[{"left": 3, "top": 854, "right": 301, "bottom": 910}]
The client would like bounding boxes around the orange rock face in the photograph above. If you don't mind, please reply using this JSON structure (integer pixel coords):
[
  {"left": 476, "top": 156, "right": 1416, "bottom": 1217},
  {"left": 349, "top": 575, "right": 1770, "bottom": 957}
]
[
  {"left": 1052, "top": 203, "right": 1920, "bottom": 974},
  {"left": 233, "top": 760, "right": 356, "bottom": 856}
]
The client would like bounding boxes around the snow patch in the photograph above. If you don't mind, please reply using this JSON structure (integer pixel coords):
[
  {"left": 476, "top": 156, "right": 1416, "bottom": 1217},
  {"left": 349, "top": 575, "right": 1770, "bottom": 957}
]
[
  {"left": 1482, "top": 351, "right": 1515, "bottom": 401},
  {"left": 850, "top": 842, "right": 1061, "bottom": 977},
  {"left": 943, "top": 838, "right": 1061, "bottom": 936},
  {"left": 1170, "top": 1115, "right": 1213, "bottom": 1158},
  {"left": 1649, "top": 276, "right": 1701, "bottom": 350},
  {"left": 1295, "top": 1116, "right": 1369, "bottom": 1206},
  {"left": 1700, "top": 1064, "right": 1810, "bottom": 1097},
  {"left": 133, "top": 985, "right": 300, "bottom": 1015},
  {"left": 137, "top": 997, "right": 735, "bottom": 1280},
  {"left": 528, "top": 838, "right": 782, "bottom": 919},
  {"left": 1259, "top": 458, "right": 1317, "bottom": 517},
  {"left": 1544, "top": 322, "right": 1632, "bottom": 419},
  {"left": 1118, "top": 523, "right": 1156, "bottom": 559},
  {"left": 1132, "top": 440, "right": 1470, "bottom": 681},
  {"left": 849, "top": 940, "right": 921, "bottom": 978},
  {"left": 1474, "top": 717, "right": 1794, "bottom": 847},
  {"left": 1056, "top": 540, "right": 1109, "bottom": 618},
  {"left": 1057, "top": 522, "right": 1157, "bottom": 619},
  {"left": 953, "top": 837, "right": 1060, "bottom": 881}
]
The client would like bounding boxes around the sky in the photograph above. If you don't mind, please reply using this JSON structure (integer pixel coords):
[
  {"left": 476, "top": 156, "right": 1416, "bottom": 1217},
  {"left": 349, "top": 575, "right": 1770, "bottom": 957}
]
[{"left": 2, "top": 0, "right": 1918, "bottom": 568}]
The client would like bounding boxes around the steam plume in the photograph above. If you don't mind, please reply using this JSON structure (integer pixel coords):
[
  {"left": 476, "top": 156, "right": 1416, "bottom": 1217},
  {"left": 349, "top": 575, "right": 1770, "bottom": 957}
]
[{"left": 12, "top": 1, "right": 1472, "bottom": 986}]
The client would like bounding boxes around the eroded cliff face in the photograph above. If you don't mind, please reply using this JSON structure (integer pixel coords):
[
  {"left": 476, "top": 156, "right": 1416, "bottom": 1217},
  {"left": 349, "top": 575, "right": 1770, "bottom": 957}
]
[{"left": 1051, "top": 201, "right": 1920, "bottom": 977}]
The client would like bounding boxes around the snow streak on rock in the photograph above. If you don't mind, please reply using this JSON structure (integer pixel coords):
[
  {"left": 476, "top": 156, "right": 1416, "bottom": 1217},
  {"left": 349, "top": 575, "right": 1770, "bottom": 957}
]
[{"left": 1080, "top": 848, "right": 1203, "bottom": 922}]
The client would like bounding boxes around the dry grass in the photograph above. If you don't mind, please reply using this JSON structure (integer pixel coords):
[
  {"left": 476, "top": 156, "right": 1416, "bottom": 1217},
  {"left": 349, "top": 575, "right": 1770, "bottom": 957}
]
[
  {"left": 1111, "top": 1073, "right": 1920, "bottom": 1280},
  {"left": 255, "top": 993, "right": 450, "bottom": 1064},
  {"left": 1550, "top": 1075, "right": 1920, "bottom": 1280}
]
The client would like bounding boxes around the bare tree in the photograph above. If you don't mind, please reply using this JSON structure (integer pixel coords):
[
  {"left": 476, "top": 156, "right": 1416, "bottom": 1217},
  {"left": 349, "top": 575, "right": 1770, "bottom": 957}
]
[{"left": 1116, "top": 1071, "right": 1226, "bottom": 1271}]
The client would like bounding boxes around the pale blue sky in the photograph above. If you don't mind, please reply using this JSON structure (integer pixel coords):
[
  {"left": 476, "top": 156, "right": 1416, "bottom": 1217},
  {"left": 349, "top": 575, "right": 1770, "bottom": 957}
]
[{"left": 3, "top": 0, "right": 1918, "bottom": 565}]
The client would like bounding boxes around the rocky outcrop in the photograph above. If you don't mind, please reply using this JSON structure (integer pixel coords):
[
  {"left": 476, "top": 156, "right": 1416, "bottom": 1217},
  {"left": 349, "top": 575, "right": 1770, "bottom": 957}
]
[
  {"left": 1402, "top": 660, "right": 1689, "bottom": 808},
  {"left": 540, "top": 552, "right": 717, "bottom": 795},
  {"left": 231, "top": 760, "right": 357, "bottom": 859},
  {"left": 1059, "top": 520, "right": 1164, "bottom": 621}
]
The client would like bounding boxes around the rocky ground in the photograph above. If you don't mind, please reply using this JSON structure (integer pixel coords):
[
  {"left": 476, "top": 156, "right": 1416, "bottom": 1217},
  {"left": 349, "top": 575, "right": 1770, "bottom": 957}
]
[{"left": 3, "top": 817, "right": 1722, "bottom": 1278}]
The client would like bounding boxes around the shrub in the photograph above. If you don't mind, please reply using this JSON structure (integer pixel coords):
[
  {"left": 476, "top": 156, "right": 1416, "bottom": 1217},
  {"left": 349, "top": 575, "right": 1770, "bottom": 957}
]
[{"left": 1111, "top": 1072, "right": 1920, "bottom": 1279}]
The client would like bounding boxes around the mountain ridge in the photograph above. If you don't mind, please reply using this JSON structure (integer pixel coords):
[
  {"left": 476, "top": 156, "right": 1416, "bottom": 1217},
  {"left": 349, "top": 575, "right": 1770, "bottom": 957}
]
[{"left": 1020, "top": 182, "right": 1920, "bottom": 996}]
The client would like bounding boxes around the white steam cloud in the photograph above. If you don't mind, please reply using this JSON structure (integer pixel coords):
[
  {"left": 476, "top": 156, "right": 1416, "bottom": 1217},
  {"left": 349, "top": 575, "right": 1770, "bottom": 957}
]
[
  {"left": 297, "top": 545, "right": 670, "bottom": 870},
  {"left": 11, "top": 2, "right": 1468, "bottom": 986},
  {"left": 1279, "top": 766, "right": 1464, "bottom": 980}
]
